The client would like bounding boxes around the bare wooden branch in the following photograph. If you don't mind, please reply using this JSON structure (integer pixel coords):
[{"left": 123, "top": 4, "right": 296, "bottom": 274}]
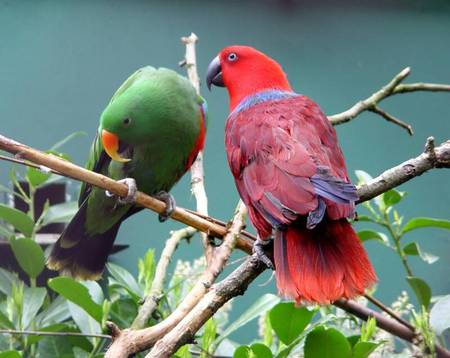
[
  {"left": 357, "top": 137, "right": 450, "bottom": 203},
  {"left": 0, "top": 328, "right": 111, "bottom": 340},
  {"left": 132, "top": 227, "right": 196, "bottom": 329},
  {"left": 146, "top": 256, "right": 265, "bottom": 357},
  {"left": 328, "top": 67, "right": 450, "bottom": 129},
  {"left": 329, "top": 67, "right": 411, "bottom": 125},
  {"left": 364, "top": 293, "right": 415, "bottom": 331},
  {"left": 369, "top": 106, "right": 414, "bottom": 135},
  {"left": 104, "top": 201, "right": 247, "bottom": 358},
  {"left": 0, "top": 133, "right": 253, "bottom": 254},
  {"left": 180, "top": 32, "right": 214, "bottom": 265}
]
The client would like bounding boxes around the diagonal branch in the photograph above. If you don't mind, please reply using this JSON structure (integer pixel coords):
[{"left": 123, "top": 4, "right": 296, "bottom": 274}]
[
  {"left": 105, "top": 201, "right": 247, "bottom": 358},
  {"left": 131, "top": 227, "right": 196, "bottom": 329},
  {"left": 357, "top": 137, "right": 450, "bottom": 203},
  {"left": 369, "top": 106, "right": 414, "bottom": 135},
  {"left": 328, "top": 67, "right": 450, "bottom": 133}
]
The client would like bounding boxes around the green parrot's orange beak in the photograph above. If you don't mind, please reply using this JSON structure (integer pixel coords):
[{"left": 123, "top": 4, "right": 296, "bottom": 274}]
[{"left": 101, "top": 129, "right": 130, "bottom": 163}]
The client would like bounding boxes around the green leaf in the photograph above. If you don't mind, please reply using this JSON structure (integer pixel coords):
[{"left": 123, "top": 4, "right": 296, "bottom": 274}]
[
  {"left": 109, "top": 297, "right": 138, "bottom": 327},
  {"left": 0, "top": 204, "right": 34, "bottom": 237},
  {"left": 50, "top": 131, "right": 87, "bottom": 151},
  {"left": 430, "top": 295, "right": 450, "bottom": 335},
  {"left": 37, "top": 335, "right": 73, "bottom": 357},
  {"left": 407, "top": 276, "right": 432, "bottom": 308},
  {"left": 107, "top": 263, "right": 143, "bottom": 301},
  {"left": 234, "top": 346, "right": 251, "bottom": 358},
  {"left": 0, "top": 351, "right": 22, "bottom": 358},
  {"left": 9, "top": 237, "right": 45, "bottom": 278},
  {"left": 26, "top": 167, "right": 51, "bottom": 188},
  {"left": 217, "top": 294, "right": 280, "bottom": 347},
  {"left": 304, "top": 326, "right": 352, "bottom": 358},
  {"left": 269, "top": 302, "right": 315, "bottom": 345},
  {"left": 201, "top": 318, "right": 217, "bottom": 358},
  {"left": 68, "top": 302, "right": 101, "bottom": 340},
  {"left": 352, "top": 342, "right": 379, "bottom": 358},
  {"left": 36, "top": 295, "right": 70, "bottom": 327},
  {"left": 0, "top": 267, "right": 22, "bottom": 296},
  {"left": 357, "top": 230, "right": 390, "bottom": 246},
  {"left": 174, "top": 344, "right": 191, "bottom": 358},
  {"left": 233, "top": 344, "right": 272, "bottom": 358},
  {"left": 0, "top": 225, "right": 14, "bottom": 239},
  {"left": 402, "top": 217, "right": 450, "bottom": 234},
  {"left": 383, "top": 189, "right": 404, "bottom": 207},
  {"left": 403, "top": 242, "right": 439, "bottom": 264},
  {"left": 354, "top": 170, "right": 373, "bottom": 185},
  {"left": 41, "top": 201, "right": 78, "bottom": 226},
  {"left": 354, "top": 215, "right": 375, "bottom": 223},
  {"left": 48, "top": 277, "right": 103, "bottom": 322},
  {"left": 138, "top": 249, "right": 156, "bottom": 294},
  {"left": 22, "top": 287, "right": 46, "bottom": 329},
  {"left": 346, "top": 335, "right": 360, "bottom": 348},
  {"left": 249, "top": 343, "right": 273, "bottom": 358},
  {"left": 0, "top": 310, "right": 14, "bottom": 329}
]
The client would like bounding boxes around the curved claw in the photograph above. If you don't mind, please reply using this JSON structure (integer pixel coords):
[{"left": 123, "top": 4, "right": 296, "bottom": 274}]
[
  {"left": 253, "top": 236, "right": 274, "bottom": 269},
  {"left": 154, "top": 191, "right": 176, "bottom": 222},
  {"left": 116, "top": 178, "right": 137, "bottom": 204}
]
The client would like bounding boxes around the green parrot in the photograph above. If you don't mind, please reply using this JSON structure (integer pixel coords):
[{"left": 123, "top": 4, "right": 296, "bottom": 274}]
[{"left": 47, "top": 66, "right": 207, "bottom": 280}]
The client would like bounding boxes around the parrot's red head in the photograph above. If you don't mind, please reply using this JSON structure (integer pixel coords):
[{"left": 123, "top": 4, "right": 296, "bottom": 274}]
[{"left": 206, "top": 45, "right": 292, "bottom": 111}]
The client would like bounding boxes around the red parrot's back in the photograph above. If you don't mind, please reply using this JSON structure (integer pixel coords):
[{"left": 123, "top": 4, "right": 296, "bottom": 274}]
[{"left": 208, "top": 46, "right": 376, "bottom": 304}]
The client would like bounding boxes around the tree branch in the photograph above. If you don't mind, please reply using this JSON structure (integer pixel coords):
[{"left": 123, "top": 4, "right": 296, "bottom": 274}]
[
  {"left": 0, "top": 328, "right": 111, "bottom": 340},
  {"left": 104, "top": 201, "right": 247, "bottom": 358},
  {"left": 357, "top": 137, "right": 450, "bottom": 203},
  {"left": 146, "top": 256, "right": 265, "bottom": 358},
  {"left": 180, "top": 32, "right": 214, "bottom": 265},
  {"left": 132, "top": 227, "right": 196, "bottom": 329},
  {"left": 328, "top": 67, "right": 450, "bottom": 131}
]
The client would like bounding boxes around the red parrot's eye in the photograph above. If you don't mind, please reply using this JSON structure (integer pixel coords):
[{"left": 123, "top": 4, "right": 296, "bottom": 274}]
[{"left": 227, "top": 53, "right": 238, "bottom": 62}]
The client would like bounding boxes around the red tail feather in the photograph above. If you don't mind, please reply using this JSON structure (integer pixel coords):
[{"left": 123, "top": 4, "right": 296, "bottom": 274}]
[{"left": 274, "top": 219, "right": 376, "bottom": 304}]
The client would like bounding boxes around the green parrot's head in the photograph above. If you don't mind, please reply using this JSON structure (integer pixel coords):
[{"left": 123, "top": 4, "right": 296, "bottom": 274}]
[{"left": 99, "top": 67, "right": 199, "bottom": 163}]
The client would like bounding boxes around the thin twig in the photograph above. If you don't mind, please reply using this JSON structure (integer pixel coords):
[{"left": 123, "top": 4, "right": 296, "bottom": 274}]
[
  {"left": 364, "top": 294, "right": 415, "bottom": 331},
  {"left": 181, "top": 32, "right": 214, "bottom": 265},
  {"left": 369, "top": 106, "right": 414, "bottom": 135},
  {"left": 132, "top": 227, "right": 196, "bottom": 329},
  {"left": 393, "top": 83, "right": 450, "bottom": 94},
  {"left": 328, "top": 67, "right": 450, "bottom": 129},
  {"left": 328, "top": 67, "right": 411, "bottom": 125},
  {"left": 0, "top": 328, "right": 111, "bottom": 339},
  {"left": 0, "top": 153, "right": 60, "bottom": 175}
]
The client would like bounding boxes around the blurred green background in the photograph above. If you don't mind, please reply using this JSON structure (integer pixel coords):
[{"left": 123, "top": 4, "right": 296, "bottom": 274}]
[{"left": 1, "top": 0, "right": 449, "bottom": 343}]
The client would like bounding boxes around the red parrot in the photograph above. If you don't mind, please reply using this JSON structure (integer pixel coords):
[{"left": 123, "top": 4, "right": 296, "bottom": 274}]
[{"left": 206, "top": 46, "right": 376, "bottom": 304}]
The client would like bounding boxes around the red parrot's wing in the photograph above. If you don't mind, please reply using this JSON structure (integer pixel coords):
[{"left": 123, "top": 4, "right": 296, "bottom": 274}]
[{"left": 225, "top": 95, "right": 357, "bottom": 235}]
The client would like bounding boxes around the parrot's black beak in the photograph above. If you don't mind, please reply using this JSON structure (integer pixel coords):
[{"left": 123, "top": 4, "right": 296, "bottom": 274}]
[{"left": 206, "top": 56, "right": 224, "bottom": 90}]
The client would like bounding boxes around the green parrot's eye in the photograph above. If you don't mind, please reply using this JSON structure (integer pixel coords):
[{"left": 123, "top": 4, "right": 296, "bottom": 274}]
[{"left": 123, "top": 118, "right": 131, "bottom": 126}]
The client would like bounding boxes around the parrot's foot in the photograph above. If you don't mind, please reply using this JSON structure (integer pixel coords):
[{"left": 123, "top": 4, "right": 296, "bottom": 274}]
[
  {"left": 105, "top": 178, "right": 137, "bottom": 204},
  {"left": 154, "top": 191, "right": 176, "bottom": 222},
  {"left": 253, "top": 236, "right": 274, "bottom": 269}
]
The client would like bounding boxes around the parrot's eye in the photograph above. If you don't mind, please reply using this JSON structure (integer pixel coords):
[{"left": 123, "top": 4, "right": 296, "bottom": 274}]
[
  {"left": 227, "top": 53, "right": 238, "bottom": 62},
  {"left": 123, "top": 118, "right": 131, "bottom": 126}
]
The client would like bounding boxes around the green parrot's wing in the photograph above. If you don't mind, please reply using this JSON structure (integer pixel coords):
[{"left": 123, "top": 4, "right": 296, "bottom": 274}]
[
  {"left": 109, "top": 66, "right": 156, "bottom": 104},
  {"left": 78, "top": 131, "right": 110, "bottom": 206}
]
